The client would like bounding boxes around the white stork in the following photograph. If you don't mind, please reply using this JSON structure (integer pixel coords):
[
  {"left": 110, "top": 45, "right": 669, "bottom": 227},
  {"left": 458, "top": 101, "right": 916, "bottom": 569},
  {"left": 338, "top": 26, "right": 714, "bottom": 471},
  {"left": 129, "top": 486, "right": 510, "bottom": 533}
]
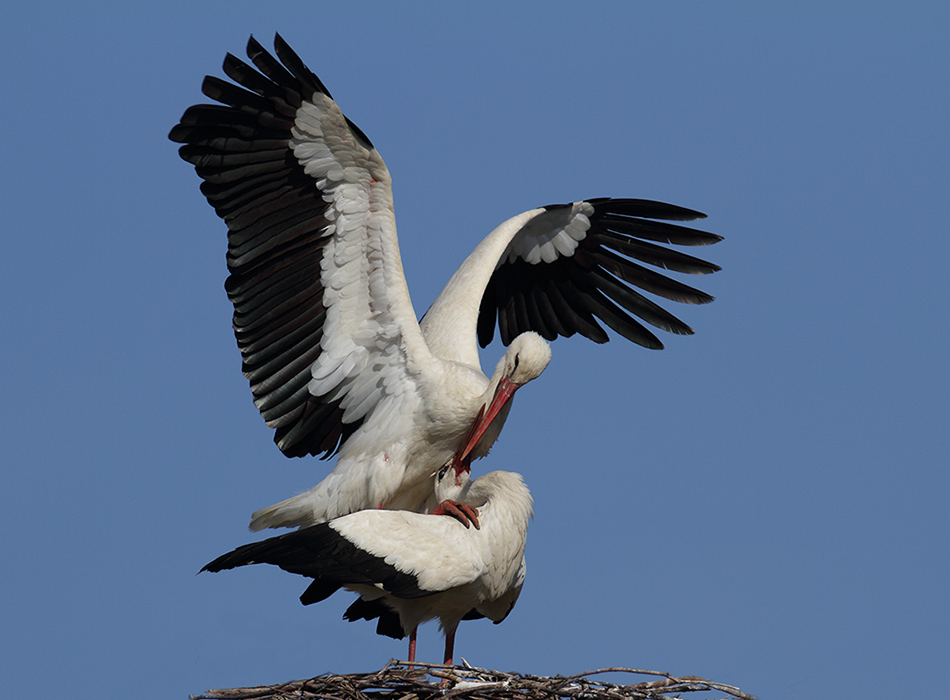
[
  {"left": 202, "top": 469, "right": 533, "bottom": 664},
  {"left": 169, "top": 35, "right": 722, "bottom": 530}
]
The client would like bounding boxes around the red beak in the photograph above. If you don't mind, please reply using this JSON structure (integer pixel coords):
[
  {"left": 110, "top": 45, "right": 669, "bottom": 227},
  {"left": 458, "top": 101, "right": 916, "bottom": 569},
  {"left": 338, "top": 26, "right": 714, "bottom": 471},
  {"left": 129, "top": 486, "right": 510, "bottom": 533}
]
[{"left": 452, "top": 376, "right": 519, "bottom": 470}]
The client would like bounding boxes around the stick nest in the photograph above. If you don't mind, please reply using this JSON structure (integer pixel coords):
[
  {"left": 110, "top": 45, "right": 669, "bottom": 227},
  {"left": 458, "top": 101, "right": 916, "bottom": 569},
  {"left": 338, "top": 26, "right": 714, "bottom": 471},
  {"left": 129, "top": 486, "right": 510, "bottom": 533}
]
[{"left": 192, "top": 660, "right": 755, "bottom": 700}]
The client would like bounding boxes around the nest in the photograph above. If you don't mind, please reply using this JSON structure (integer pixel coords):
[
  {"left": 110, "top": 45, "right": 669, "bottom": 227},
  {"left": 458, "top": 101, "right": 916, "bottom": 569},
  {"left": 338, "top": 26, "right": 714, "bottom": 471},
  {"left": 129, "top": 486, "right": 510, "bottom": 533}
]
[{"left": 192, "top": 660, "right": 755, "bottom": 700}]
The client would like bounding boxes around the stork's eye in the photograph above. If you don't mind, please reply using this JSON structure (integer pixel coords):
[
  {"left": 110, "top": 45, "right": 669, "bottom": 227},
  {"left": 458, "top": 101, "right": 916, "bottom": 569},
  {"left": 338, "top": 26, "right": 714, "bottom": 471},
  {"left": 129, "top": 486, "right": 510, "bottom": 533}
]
[
  {"left": 438, "top": 464, "right": 450, "bottom": 480},
  {"left": 512, "top": 354, "right": 520, "bottom": 372}
]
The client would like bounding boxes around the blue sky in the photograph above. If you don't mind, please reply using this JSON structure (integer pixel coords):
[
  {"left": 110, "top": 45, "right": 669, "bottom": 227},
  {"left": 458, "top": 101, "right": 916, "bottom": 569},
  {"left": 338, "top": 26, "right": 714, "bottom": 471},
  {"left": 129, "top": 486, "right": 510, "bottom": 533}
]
[{"left": 3, "top": 3, "right": 948, "bottom": 699}]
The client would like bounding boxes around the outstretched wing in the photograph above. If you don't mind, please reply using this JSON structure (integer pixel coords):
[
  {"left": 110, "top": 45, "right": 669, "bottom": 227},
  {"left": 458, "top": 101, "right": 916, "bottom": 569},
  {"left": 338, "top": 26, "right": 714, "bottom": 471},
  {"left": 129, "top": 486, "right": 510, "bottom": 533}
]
[
  {"left": 420, "top": 199, "right": 721, "bottom": 366},
  {"left": 170, "top": 35, "right": 430, "bottom": 459},
  {"left": 478, "top": 199, "right": 722, "bottom": 349}
]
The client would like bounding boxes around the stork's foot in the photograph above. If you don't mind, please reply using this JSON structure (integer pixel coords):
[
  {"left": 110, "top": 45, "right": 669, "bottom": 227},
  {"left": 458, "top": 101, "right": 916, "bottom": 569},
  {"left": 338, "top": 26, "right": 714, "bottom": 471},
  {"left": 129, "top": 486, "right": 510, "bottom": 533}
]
[{"left": 432, "top": 500, "right": 480, "bottom": 529}]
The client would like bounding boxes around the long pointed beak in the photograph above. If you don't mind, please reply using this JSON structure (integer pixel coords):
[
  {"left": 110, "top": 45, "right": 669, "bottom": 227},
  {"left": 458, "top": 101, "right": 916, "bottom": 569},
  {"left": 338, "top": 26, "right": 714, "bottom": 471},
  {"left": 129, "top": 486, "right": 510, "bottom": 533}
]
[{"left": 453, "top": 376, "right": 520, "bottom": 467}]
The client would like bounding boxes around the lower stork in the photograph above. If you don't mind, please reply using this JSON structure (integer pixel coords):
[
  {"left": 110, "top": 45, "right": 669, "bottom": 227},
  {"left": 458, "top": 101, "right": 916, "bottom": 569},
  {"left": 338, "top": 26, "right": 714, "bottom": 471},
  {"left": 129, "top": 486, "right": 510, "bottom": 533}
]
[{"left": 202, "top": 469, "right": 532, "bottom": 664}]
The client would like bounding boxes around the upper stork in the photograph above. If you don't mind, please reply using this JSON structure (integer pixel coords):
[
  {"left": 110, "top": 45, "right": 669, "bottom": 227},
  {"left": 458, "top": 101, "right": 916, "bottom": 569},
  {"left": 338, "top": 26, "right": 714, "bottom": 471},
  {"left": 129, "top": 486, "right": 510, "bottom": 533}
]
[{"left": 169, "top": 34, "right": 722, "bottom": 530}]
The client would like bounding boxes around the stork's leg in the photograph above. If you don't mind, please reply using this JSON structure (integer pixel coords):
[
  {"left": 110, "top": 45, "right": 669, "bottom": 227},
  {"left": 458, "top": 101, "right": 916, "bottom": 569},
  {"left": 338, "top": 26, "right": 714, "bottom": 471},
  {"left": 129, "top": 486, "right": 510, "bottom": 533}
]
[
  {"left": 407, "top": 627, "right": 417, "bottom": 662},
  {"left": 442, "top": 627, "right": 456, "bottom": 666},
  {"left": 431, "top": 500, "right": 480, "bottom": 529}
]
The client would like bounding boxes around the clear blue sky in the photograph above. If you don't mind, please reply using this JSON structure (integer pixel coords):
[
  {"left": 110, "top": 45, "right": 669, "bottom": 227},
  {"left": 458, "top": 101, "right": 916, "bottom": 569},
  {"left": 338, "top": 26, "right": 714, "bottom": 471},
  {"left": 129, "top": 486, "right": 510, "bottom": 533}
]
[{"left": 3, "top": 3, "right": 948, "bottom": 699}]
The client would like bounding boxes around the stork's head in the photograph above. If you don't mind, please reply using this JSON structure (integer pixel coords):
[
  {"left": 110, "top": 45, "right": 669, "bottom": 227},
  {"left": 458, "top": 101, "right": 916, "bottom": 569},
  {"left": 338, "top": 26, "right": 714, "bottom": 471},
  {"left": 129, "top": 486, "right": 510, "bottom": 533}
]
[
  {"left": 484, "top": 332, "right": 552, "bottom": 432},
  {"left": 452, "top": 332, "right": 551, "bottom": 469},
  {"left": 435, "top": 459, "right": 472, "bottom": 501},
  {"left": 496, "top": 331, "right": 552, "bottom": 387}
]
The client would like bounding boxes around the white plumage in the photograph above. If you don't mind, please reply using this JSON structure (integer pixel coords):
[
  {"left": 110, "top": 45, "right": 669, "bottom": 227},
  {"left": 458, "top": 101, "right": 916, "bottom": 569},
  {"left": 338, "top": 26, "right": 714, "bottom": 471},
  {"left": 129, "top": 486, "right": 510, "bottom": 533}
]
[
  {"left": 202, "top": 469, "right": 533, "bottom": 664},
  {"left": 170, "top": 35, "right": 722, "bottom": 530}
]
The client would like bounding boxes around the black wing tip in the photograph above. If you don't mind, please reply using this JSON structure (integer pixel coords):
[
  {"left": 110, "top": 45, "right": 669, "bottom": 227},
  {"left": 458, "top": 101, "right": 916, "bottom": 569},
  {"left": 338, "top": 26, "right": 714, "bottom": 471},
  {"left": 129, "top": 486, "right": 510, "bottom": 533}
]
[
  {"left": 596, "top": 197, "right": 710, "bottom": 223},
  {"left": 246, "top": 34, "right": 265, "bottom": 58},
  {"left": 221, "top": 52, "right": 248, "bottom": 80},
  {"left": 543, "top": 198, "right": 708, "bottom": 223},
  {"left": 199, "top": 534, "right": 285, "bottom": 574},
  {"left": 167, "top": 124, "right": 186, "bottom": 143},
  {"left": 695, "top": 230, "right": 724, "bottom": 246},
  {"left": 200, "top": 553, "right": 235, "bottom": 574},
  {"left": 272, "top": 32, "right": 291, "bottom": 56},
  {"left": 198, "top": 73, "right": 230, "bottom": 101}
]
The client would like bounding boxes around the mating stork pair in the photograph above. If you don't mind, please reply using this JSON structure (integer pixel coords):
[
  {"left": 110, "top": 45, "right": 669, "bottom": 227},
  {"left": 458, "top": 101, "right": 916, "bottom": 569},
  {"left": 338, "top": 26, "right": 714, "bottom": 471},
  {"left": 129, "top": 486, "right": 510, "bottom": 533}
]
[{"left": 171, "top": 34, "right": 721, "bottom": 665}]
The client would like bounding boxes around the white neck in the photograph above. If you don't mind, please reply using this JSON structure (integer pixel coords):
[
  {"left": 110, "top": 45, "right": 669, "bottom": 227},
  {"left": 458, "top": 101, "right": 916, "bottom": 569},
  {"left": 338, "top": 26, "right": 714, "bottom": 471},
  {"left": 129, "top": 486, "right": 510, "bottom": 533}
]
[{"left": 420, "top": 208, "right": 544, "bottom": 368}]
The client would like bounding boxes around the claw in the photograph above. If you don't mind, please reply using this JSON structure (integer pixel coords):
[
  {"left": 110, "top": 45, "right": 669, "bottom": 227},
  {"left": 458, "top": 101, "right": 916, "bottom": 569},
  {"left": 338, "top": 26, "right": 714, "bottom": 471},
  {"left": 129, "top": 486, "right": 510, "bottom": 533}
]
[{"left": 432, "top": 499, "right": 480, "bottom": 529}]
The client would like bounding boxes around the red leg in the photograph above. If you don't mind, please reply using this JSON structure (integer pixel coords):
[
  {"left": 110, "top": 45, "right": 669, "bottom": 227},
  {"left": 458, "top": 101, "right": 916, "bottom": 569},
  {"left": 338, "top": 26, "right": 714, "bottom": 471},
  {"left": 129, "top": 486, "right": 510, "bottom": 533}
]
[
  {"left": 443, "top": 627, "right": 456, "bottom": 666},
  {"left": 431, "top": 500, "right": 480, "bottom": 529},
  {"left": 407, "top": 627, "right": 417, "bottom": 662}
]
